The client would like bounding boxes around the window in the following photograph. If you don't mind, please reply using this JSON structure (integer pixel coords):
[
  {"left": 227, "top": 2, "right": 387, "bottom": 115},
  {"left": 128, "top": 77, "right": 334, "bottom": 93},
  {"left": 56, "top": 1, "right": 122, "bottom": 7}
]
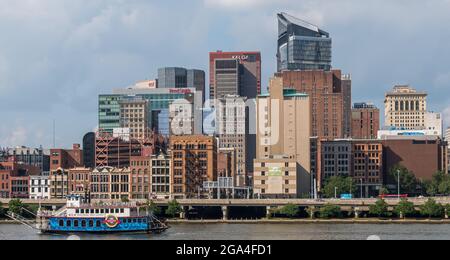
[
  {"left": 81, "top": 220, "right": 86, "bottom": 227},
  {"left": 96, "top": 221, "right": 101, "bottom": 227},
  {"left": 74, "top": 220, "right": 79, "bottom": 227},
  {"left": 59, "top": 220, "right": 64, "bottom": 227},
  {"left": 66, "top": 220, "right": 71, "bottom": 227}
]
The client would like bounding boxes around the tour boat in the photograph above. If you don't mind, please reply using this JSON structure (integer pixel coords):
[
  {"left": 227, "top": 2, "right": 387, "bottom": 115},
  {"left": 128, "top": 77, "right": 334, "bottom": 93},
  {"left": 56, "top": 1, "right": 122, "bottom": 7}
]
[{"left": 36, "top": 195, "right": 168, "bottom": 234}]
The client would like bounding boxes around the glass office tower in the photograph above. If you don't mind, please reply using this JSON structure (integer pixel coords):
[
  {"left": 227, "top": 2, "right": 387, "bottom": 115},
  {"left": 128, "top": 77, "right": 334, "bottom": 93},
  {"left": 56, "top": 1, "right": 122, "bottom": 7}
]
[{"left": 277, "top": 12, "right": 332, "bottom": 72}]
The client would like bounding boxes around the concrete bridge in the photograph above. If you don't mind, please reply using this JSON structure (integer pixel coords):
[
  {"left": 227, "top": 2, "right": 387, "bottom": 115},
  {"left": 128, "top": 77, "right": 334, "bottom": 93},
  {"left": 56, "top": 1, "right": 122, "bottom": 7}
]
[{"left": 3, "top": 198, "right": 450, "bottom": 220}]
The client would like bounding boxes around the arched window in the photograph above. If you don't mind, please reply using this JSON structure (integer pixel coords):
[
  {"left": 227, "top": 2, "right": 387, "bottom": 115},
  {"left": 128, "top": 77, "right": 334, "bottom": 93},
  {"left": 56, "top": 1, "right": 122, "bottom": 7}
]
[
  {"left": 400, "top": 101, "right": 404, "bottom": 111},
  {"left": 411, "top": 101, "right": 415, "bottom": 111},
  {"left": 416, "top": 101, "right": 420, "bottom": 111},
  {"left": 405, "top": 101, "right": 409, "bottom": 111},
  {"left": 96, "top": 220, "right": 101, "bottom": 227},
  {"left": 66, "top": 220, "right": 72, "bottom": 227},
  {"left": 74, "top": 220, "right": 79, "bottom": 227},
  {"left": 89, "top": 220, "right": 94, "bottom": 227},
  {"left": 59, "top": 220, "right": 64, "bottom": 227},
  {"left": 81, "top": 220, "right": 87, "bottom": 227}
]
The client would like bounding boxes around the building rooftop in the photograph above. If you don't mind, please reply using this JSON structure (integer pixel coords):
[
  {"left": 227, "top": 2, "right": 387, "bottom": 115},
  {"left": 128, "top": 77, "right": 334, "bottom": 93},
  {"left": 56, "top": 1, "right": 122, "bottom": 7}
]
[
  {"left": 278, "top": 12, "right": 329, "bottom": 37},
  {"left": 386, "top": 85, "right": 427, "bottom": 96}
]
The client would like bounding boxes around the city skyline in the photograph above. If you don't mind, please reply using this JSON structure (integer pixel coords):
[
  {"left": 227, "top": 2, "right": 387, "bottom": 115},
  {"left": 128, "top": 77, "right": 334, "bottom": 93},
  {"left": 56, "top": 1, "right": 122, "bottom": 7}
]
[{"left": 1, "top": 0, "right": 450, "bottom": 148}]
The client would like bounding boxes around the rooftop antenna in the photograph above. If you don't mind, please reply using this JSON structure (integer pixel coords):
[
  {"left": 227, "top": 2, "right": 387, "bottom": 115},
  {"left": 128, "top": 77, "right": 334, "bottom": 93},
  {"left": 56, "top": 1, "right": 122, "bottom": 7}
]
[{"left": 53, "top": 119, "right": 56, "bottom": 148}]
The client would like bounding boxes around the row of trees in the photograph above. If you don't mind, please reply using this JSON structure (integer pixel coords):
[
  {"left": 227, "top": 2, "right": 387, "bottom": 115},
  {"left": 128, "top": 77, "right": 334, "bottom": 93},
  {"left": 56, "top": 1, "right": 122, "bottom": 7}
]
[
  {"left": 269, "top": 199, "right": 450, "bottom": 220},
  {"left": 147, "top": 200, "right": 182, "bottom": 218},
  {"left": 322, "top": 164, "right": 450, "bottom": 198}
]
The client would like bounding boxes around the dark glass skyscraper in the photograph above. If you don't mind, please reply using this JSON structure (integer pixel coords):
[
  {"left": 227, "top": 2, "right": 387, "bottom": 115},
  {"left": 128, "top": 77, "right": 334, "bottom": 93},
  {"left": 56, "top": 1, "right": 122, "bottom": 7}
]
[
  {"left": 157, "top": 67, "right": 205, "bottom": 102},
  {"left": 277, "top": 12, "right": 332, "bottom": 72}
]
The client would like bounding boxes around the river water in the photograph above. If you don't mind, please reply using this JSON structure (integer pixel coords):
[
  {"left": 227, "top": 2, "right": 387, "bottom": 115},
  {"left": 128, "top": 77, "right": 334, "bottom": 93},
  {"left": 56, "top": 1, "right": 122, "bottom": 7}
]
[{"left": 1, "top": 223, "right": 450, "bottom": 240}]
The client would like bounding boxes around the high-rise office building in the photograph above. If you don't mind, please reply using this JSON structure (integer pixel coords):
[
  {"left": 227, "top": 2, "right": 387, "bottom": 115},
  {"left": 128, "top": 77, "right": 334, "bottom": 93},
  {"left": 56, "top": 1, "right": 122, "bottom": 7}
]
[
  {"left": 158, "top": 67, "right": 205, "bottom": 102},
  {"left": 351, "top": 103, "right": 380, "bottom": 139},
  {"left": 384, "top": 85, "right": 427, "bottom": 130},
  {"left": 277, "top": 12, "right": 332, "bottom": 72},
  {"left": 209, "top": 51, "right": 261, "bottom": 100},
  {"left": 119, "top": 97, "right": 150, "bottom": 141},
  {"left": 280, "top": 69, "right": 346, "bottom": 139},
  {"left": 99, "top": 82, "right": 202, "bottom": 135},
  {"left": 253, "top": 77, "right": 311, "bottom": 198},
  {"left": 82, "top": 132, "right": 96, "bottom": 169},
  {"left": 215, "top": 96, "right": 248, "bottom": 187}
]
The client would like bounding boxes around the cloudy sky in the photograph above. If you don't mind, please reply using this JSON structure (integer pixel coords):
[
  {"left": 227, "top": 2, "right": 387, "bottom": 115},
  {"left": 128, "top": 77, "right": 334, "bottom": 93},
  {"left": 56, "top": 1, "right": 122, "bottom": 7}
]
[{"left": 1, "top": 0, "right": 450, "bottom": 148}]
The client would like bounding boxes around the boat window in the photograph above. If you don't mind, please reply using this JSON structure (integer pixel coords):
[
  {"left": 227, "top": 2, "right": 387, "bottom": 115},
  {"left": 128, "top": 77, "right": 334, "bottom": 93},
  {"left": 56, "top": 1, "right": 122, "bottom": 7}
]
[
  {"left": 90, "top": 209, "right": 94, "bottom": 214},
  {"left": 59, "top": 220, "right": 64, "bottom": 227},
  {"left": 115, "top": 209, "right": 119, "bottom": 213},
  {"left": 133, "top": 219, "right": 137, "bottom": 223},
  {"left": 76, "top": 209, "right": 80, "bottom": 214},
  {"left": 66, "top": 220, "right": 72, "bottom": 227},
  {"left": 143, "top": 218, "right": 147, "bottom": 223},
  {"left": 96, "top": 220, "right": 101, "bottom": 227},
  {"left": 105, "top": 209, "right": 109, "bottom": 214},
  {"left": 80, "top": 209, "right": 84, "bottom": 214},
  {"left": 138, "top": 219, "right": 142, "bottom": 223},
  {"left": 101, "top": 209, "right": 105, "bottom": 214},
  {"left": 95, "top": 209, "right": 100, "bottom": 214},
  {"left": 81, "top": 220, "right": 86, "bottom": 227},
  {"left": 120, "top": 209, "right": 124, "bottom": 214},
  {"left": 74, "top": 220, "right": 79, "bottom": 227},
  {"left": 89, "top": 220, "right": 94, "bottom": 227}
]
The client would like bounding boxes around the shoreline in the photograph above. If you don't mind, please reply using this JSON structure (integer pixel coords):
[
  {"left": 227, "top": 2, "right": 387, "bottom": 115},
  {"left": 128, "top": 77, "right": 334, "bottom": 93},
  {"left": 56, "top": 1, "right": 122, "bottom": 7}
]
[{"left": 3, "top": 218, "right": 450, "bottom": 225}]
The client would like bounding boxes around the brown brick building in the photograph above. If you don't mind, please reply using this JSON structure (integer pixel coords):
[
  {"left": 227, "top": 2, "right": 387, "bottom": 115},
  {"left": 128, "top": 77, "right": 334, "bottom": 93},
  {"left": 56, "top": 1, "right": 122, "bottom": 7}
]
[
  {"left": 130, "top": 156, "right": 151, "bottom": 200},
  {"left": 170, "top": 135, "right": 217, "bottom": 198},
  {"left": 68, "top": 168, "right": 91, "bottom": 196},
  {"left": 50, "top": 144, "right": 83, "bottom": 171},
  {"left": 0, "top": 160, "right": 40, "bottom": 198},
  {"left": 280, "top": 70, "right": 349, "bottom": 139},
  {"left": 382, "top": 136, "right": 448, "bottom": 183},
  {"left": 351, "top": 103, "right": 380, "bottom": 139}
]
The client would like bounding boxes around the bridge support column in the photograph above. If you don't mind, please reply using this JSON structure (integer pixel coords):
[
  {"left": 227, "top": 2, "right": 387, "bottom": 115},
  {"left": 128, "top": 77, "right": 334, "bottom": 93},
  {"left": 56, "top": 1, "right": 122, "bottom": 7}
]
[
  {"left": 266, "top": 206, "right": 273, "bottom": 218},
  {"left": 308, "top": 206, "right": 316, "bottom": 219},
  {"left": 354, "top": 207, "right": 360, "bottom": 219},
  {"left": 445, "top": 209, "right": 449, "bottom": 219},
  {"left": 179, "top": 206, "right": 187, "bottom": 219},
  {"left": 222, "top": 206, "right": 228, "bottom": 221}
]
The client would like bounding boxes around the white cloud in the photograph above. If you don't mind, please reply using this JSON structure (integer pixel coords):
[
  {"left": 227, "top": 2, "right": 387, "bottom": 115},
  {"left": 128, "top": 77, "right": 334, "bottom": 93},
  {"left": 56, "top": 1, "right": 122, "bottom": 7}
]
[
  {"left": 204, "top": 0, "right": 283, "bottom": 9},
  {"left": 0, "top": 125, "right": 27, "bottom": 147}
]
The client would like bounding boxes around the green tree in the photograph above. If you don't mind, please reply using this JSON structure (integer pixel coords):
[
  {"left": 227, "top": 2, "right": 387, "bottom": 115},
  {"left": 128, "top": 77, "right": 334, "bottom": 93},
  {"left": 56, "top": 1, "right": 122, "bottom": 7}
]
[
  {"left": 121, "top": 197, "right": 130, "bottom": 203},
  {"left": 389, "top": 165, "right": 418, "bottom": 195},
  {"left": 319, "top": 204, "right": 342, "bottom": 219},
  {"left": 369, "top": 199, "right": 390, "bottom": 218},
  {"left": 426, "top": 171, "right": 450, "bottom": 196},
  {"left": 394, "top": 199, "right": 416, "bottom": 218},
  {"left": 166, "top": 199, "right": 182, "bottom": 218},
  {"left": 278, "top": 204, "right": 300, "bottom": 218},
  {"left": 323, "top": 176, "right": 356, "bottom": 198},
  {"left": 379, "top": 187, "right": 389, "bottom": 196},
  {"left": 147, "top": 200, "right": 162, "bottom": 215},
  {"left": 420, "top": 199, "right": 444, "bottom": 218},
  {"left": 8, "top": 199, "right": 24, "bottom": 215}
]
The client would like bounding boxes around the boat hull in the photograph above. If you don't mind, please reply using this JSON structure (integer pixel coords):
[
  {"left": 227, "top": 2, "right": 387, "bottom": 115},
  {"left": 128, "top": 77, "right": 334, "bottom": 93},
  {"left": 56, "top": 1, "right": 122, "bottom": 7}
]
[{"left": 44, "top": 217, "right": 156, "bottom": 234}]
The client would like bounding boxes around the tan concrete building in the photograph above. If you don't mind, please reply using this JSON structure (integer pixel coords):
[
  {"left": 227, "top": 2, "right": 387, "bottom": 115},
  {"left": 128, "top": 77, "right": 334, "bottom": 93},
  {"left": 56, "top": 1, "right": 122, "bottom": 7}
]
[
  {"left": 254, "top": 77, "right": 311, "bottom": 198},
  {"left": 119, "top": 97, "right": 150, "bottom": 140},
  {"left": 50, "top": 168, "right": 69, "bottom": 199},
  {"left": 170, "top": 135, "right": 217, "bottom": 198},
  {"left": 384, "top": 85, "right": 427, "bottom": 130}
]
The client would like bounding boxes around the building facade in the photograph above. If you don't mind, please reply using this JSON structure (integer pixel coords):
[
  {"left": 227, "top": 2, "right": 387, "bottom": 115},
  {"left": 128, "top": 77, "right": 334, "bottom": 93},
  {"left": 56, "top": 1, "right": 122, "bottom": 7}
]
[
  {"left": 68, "top": 168, "right": 91, "bottom": 196},
  {"left": 254, "top": 77, "right": 311, "bottom": 197},
  {"left": 50, "top": 168, "right": 69, "bottom": 199},
  {"left": 209, "top": 51, "right": 262, "bottom": 100},
  {"left": 0, "top": 147, "right": 50, "bottom": 172},
  {"left": 384, "top": 85, "right": 427, "bottom": 130},
  {"left": 90, "top": 167, "right": 131, "bottom": 200},
  {"left": 382, "top": 136, "right": 448, "bottom": 183},
  {"left": 0, "top": 161, "right": 40, "bottom": 199},
  {"left": 170, "top": 135, "right": 217, "bottom": 198},
  {"left": 29, "top": 173, "right": 50, "bottom": 200},
  {"left": 50, "top": 144, "right": 83, "bottom": 171},
  {"left": 351, "top": 103, "right": 380, "bottom": 139},
  {"left": 151, "top": 153, "right": 171, "bottom": 199},
  {"left": 158, "top": 67, "right": 205, "bottom": 101},
  {"left": 277, "top": 12, "right": 332, "bottom": 72},
  {"left": 424, "top": 112, "right": 443, "bottom": 137},
  {"left": 119, "top": 97, "right": 150, "bottom": 141},
  {"left": 280, "top": 69, "right": 346, "bottom": 139},
  {"left": 130, "top": 156, "right": 151, "bottom": 200}
]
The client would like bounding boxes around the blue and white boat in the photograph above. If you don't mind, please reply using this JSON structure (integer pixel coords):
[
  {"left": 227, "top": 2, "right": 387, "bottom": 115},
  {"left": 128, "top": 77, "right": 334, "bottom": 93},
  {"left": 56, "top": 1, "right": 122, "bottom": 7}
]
[{"left": 37, "top": 195, "right": 168, "bottom": 234}]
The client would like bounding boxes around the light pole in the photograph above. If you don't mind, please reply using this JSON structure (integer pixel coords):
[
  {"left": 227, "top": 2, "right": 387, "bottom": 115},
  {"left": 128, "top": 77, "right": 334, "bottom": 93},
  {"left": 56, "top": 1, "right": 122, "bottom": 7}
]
[
  {"left": 335, "top": 187, "right": 338, "bottom": 199},
  {"left": 397, "top": 169, "right": 401, "bottom": 202},
  {"left": 360, "top": 179, "right": 364, "bottom": 199}
]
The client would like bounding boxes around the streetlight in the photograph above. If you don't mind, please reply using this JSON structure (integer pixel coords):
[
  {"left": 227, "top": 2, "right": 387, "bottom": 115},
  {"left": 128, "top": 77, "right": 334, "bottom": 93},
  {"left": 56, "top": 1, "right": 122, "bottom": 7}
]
[
  {"left": 335, "top": 187, "right": 338, "bottom": 199},
  {"left": 398, "top": 169, "right": 401, "bottom": 198},
  {"left": 360, "top": 179, "right": 364, "bottom": 199}
]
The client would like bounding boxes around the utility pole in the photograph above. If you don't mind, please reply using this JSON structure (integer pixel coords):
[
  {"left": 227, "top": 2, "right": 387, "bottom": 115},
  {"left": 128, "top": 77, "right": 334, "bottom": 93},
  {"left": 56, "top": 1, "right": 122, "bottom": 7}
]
[
  {"left": 335, "top": 187, "right": 338, "bottom": 199},
  {"left": 360, "top": 179, "right": 363, "bottom": 199}
]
